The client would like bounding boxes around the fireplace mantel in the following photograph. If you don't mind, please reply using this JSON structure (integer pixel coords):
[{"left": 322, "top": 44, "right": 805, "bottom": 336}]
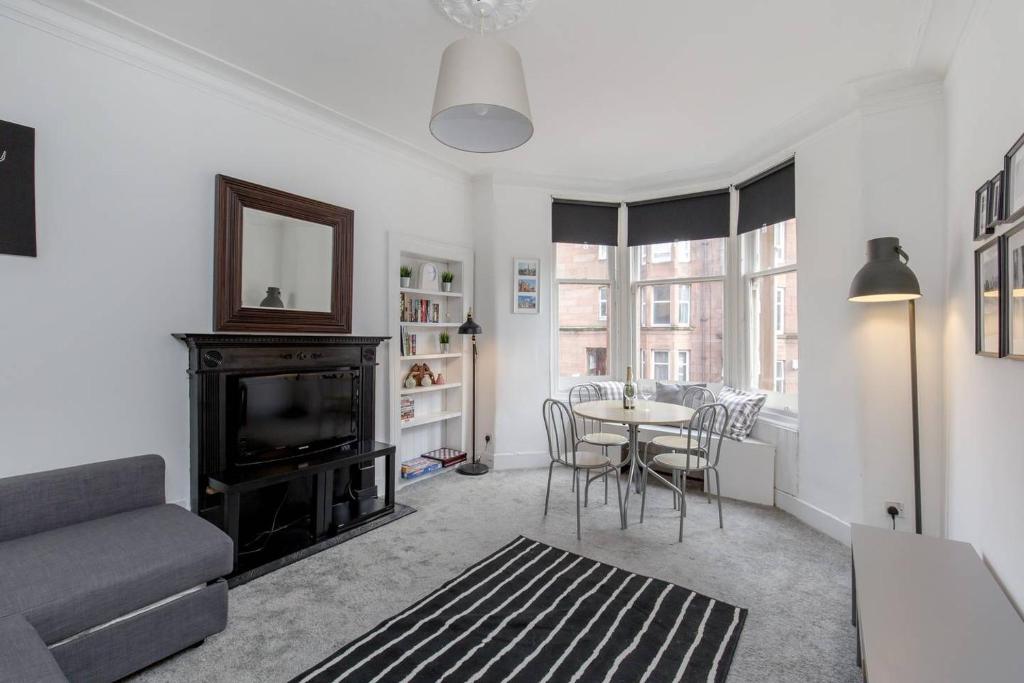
[{"left": 174, "top": 332, "right": 393, "bottom": 579}]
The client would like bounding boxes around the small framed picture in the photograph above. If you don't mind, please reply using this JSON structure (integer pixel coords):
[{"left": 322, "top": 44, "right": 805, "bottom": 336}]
[
  {"left": 975, "top": 237, "right": 1003, "bottom": 357},
  {"left": 1005, "top": 131, "right": 1024, "bottom": 223},
  {"left": 513, "top": 257, "right": 540, "bottom": 314},
  {"left": 989, "top": 170, "right": 1005, "bottom": 228},
  {"left": 974, "top": 180, "right": 993, "bottom": 240},
  {"left": 1002, "top": 222, "right": 1024, "bottom": 360}
]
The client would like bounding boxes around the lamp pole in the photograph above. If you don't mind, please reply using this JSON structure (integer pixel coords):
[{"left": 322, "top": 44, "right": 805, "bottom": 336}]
[
  {"left": 908, "top": 299, "right": 922, "bottom": 534},
  {"left": 457, "top": 309, "right": 487, "bottom": 476}
]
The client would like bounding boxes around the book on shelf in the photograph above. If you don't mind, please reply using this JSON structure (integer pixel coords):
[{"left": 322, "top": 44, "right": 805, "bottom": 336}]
[
  {"left": 401, "top": 457, "right": 442, "bottom": 480},
  {"left": 400, "top": 294, "right": 443, "bottom": 324},
  {"left": 400, "top": 328, "right": 418, "bottom": 356},
  {"left": 400, "top": 397, "right": 415, "bottom": 423},
  {"left": 422, "top": 448, "right": 467, "bottom": 468}
]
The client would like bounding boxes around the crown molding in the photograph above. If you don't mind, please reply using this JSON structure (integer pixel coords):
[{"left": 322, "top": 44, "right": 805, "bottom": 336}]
[
  {"left": 0, "top": 0, "right": 473, "bottom": 184},
  {"left": 2, "top": 0, "right": 950, "bottom": 200}
]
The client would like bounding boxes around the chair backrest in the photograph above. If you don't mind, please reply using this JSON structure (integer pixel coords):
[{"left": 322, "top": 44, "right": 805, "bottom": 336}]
[
  {"left": 680, "top": 385, "right": 715, "bottom": 410},
  {"left": 685, "top": 402, "right": 730, "bottom": 468},
  {"left": 542, "top": 398, "right": 579, "bottom": 466},
  {"left": 567, "top": 383, "right": 603, "bottom": 436}
]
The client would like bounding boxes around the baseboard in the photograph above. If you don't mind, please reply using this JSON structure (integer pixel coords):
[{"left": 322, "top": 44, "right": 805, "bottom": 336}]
[
  {"left": 493, "top": 451, "right": 550, "bottom": 470},
  {"left": 775, "top": 490, "right": 851, "bottom": 546}
]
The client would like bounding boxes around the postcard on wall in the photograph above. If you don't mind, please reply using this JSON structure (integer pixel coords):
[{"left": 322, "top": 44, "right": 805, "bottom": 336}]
[{"left": 513, "top": 257, "right": 540, "bottom": 314}]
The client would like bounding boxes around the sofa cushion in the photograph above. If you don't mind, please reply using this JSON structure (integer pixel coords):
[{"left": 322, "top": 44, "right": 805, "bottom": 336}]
[
  {"left": 0, "top": 455, "right": 165, "bottom": 544},
  {"left": 0, "top": 504, "right": 232, "bottom": 645},
  {"left": 0, "top": 614, "right": 67, "bottom": 683}
]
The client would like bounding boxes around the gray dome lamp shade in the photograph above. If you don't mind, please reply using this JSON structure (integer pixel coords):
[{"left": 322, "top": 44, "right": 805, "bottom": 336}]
[
  {"left": 430, "top": 35, "right": 533, "bottom": 153},
  {"left": 849, "top": 237, "right": 922, "bottom": 303}
]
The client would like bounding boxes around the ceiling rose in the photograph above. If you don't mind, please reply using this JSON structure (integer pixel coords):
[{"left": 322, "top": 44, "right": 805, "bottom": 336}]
[{"left": 435, "top": 0, "right": 537, "bottom": 33}]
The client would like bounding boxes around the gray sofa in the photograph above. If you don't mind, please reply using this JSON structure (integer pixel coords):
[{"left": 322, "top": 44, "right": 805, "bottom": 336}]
[{"left": 0, "top": 455, "right": 233, "bottom": 682}]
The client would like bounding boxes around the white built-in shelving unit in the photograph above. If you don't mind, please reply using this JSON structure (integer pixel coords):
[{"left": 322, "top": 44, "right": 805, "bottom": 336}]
[{"left": 387, "top": 233, "right": 473, "bottom": 489}]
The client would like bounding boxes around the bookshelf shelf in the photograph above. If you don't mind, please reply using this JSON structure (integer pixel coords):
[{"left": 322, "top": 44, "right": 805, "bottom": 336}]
[
  {"left": 401, "top": 322, "right": 461, "bottom": 328},
  {"left": 400, "top": 287, "right": 463, "bottom": 299},
  {"left": 400, "top": 382, "right": 462, "bottom": 395},
  {"left": 400, "top": 353, "right": 462, "bottom": 361},
  {"left": 400, "top": 410, "right": 462, "bottom": 429}
]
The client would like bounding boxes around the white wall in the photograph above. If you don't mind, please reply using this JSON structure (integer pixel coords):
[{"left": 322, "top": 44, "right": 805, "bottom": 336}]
[
  {"left": 943, "top": 0, "right": 1024, "bottom": 611},
  {"left": 0, "top": 13, "right": 472, "bottom": 505}
]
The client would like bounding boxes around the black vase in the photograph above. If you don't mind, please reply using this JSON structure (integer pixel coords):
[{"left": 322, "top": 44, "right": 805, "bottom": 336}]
[{"left": 260, "top": 287, "right": 284, "bottom": 308}]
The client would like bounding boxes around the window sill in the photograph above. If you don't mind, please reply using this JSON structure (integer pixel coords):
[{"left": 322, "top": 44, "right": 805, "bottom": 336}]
[{"left": 756, "top": 407, "right": 799, "bottom": 431}]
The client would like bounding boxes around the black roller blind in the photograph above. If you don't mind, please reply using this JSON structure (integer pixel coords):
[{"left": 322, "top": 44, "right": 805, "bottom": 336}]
[
  {"left": 737, "top": 159, "right": 795, "bottom": 234},
  {"left": 551, "top": 199, "right": 620, "bottom": 246},
  {"left": 625, "top": 189, "right": 730, "bottom": 246}
]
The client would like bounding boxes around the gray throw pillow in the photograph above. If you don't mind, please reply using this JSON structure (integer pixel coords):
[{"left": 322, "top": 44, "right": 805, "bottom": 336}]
[{"left": 655, "top": 381, "right": 708, "bottom": 405}]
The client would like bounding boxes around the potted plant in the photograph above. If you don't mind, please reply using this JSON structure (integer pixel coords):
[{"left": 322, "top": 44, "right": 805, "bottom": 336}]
[
  {"left": 441, "top": 270, "right": 455, "bottom": 292},
  {"left": 400, "top": 266, "right": 412, "bottom": 288},
  {"left": 439, "top": 331, "right": 450, "bottom": 354}
]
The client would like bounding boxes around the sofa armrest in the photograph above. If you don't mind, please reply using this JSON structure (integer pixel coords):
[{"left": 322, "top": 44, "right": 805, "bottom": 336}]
[
  {"left": 0, "top": 455, "right": 165, "bottom": 543},
  {"left": 0, "top": 614, "right": 68, "bottom": 683}
]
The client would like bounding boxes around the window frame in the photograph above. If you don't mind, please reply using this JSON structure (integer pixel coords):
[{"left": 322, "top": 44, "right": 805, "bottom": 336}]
[
  {"left": 552, "top": 242, "right": 616, "bottom": 392},
  {"left": 598, "top": 286, "right": 608, "bottom": 321},
  {"left": 652, "top": 349, "right": 670, "bottom": 380},
  {"left": 650, "top": 243, "right": 672, "bottom": 263},
  {"left": 677, "top": 350, "right": 691, "bottom": 382},
  {"left": 650, "top": 284, "right": 672, "bottom": 327},
  {"left": 774, "top": 285, "right": 785, "bottom": 335},
  {"left": 741, "top": 221, "right": 798, "bottom": 413},
  {"left": 630, "top": 239, "right": 728, "bottom": 384},
  {"left": 677, "top": 283, "right": 691, "bottom": 327}
]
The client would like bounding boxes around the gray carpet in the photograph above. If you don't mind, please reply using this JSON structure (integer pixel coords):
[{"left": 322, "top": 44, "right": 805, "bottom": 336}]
[{"left": 130, "top": 468, "right": 859, "bottom": 682}]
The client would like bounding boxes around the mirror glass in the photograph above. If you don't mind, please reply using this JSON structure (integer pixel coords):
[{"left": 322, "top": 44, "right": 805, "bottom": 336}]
[{"left": 240, "top": 207, "right": 334, "bottom": 312}]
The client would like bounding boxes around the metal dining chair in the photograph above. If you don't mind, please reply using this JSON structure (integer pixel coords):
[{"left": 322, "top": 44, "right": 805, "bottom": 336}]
[
  {"left": 542, "top": 398, "right": 626, "bottom": 539},
  {"left": 645, "top": 385, "right": 716, "bottom": 508},
  {"left": 640, "top": 402, "right": 729, "bottom": 542},
  {"left": 567, "top": 383, "right": 627, "bottom": 503}
]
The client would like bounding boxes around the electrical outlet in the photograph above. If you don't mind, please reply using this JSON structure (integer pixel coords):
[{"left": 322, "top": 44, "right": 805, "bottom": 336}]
[{"left": 885, "top": 501, "right": 905, "bottom": 517}]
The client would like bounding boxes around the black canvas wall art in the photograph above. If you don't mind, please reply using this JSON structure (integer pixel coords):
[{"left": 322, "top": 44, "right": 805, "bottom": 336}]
[{"left": 0, "top": 119, "right": 36, "bottom": 257}]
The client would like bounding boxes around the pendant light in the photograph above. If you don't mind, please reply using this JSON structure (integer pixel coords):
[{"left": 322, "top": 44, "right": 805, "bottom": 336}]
[{"left": 431, "top": 0, "right": 534, "bottom": 153}]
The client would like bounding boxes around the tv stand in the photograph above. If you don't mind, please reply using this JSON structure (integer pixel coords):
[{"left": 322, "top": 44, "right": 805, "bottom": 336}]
[{"left": 208, "top": 440, "right": 394, "bottom": 571}]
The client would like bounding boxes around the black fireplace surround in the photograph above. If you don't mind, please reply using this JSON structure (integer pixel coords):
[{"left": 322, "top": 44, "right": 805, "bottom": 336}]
[{"left": 175, "top": 334, "right": 394, "bottom": 578}]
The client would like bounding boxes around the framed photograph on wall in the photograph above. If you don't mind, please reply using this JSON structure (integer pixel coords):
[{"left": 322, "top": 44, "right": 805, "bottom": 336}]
[
  {"left": 989, "top": 170, "right": 1005, "bottom": 228},
  {"left": 1002, "top": 222, "right": 1024, "bottom": 360},
  {"left": 1005, "top": 131, "right": 1024, "bottom": 223},
  {"left": 512, "top": 257, "right": 540, "bottom": 314},
  {"left": 975, "top": 237, "right": 1003, "bottom": 357},
  {"left": 974, "top": 180, "right": 993, "bottom": 240},
  {"left": 0, "top": 119, "right": 36, "bottom": 257}
]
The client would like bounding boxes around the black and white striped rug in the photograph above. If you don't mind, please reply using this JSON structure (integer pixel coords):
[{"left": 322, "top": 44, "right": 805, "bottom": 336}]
[{"left": 292, "top": 536, "right": 746, "bottom": 683}]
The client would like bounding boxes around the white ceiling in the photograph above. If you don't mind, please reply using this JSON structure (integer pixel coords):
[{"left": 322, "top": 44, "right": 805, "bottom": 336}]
[{"left": 67, "top": 0, "right": 974, "bottom": 185}]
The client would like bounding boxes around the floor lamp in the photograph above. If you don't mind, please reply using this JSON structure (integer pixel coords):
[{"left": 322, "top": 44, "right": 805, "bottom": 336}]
[
  {"left": 848, "top": 237, "right": 922, "bottom": 534},
  {"left": 457, "top": 308, "right": 488, "bottom": 476}
]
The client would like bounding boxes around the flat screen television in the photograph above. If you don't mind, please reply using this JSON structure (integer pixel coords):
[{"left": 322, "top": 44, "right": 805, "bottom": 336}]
[{"left": 231, "top": 371, "right": 359, "bottom": 466}]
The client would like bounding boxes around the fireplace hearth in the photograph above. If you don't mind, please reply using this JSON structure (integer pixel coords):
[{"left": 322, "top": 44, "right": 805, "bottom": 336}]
[{"left": 175, "top": 333, "right": 394, "bottom": 579}]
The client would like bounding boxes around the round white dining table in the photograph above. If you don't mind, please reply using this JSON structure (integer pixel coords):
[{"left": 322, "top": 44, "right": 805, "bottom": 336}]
[{"left": 571, "top": 399, "right": 693, "bottom": 527}]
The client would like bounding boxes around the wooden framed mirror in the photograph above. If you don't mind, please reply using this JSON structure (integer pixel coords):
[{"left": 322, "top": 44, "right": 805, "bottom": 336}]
[{"left": 214, "top": 175, "right": 353, "bottom": 333}]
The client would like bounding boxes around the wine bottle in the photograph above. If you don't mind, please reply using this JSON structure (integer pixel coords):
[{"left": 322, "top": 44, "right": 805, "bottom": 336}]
[{"left": 623, "top": 365, "right": 637, "bottom": 410}]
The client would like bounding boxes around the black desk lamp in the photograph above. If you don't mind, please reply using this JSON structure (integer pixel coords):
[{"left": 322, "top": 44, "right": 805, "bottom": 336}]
[
  {"left": 457, "top": 308, "right": 487, "bottom": 476},
  {"left": 849, "top": 237, "right": 923, "bottom": 533}
]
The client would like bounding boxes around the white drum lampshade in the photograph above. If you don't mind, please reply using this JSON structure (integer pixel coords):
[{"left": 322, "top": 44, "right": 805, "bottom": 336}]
[{"left": 430, "top": 35, "right": 533, "bottom": 153}]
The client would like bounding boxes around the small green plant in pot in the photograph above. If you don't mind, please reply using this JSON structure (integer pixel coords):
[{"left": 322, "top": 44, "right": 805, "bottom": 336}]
[
  {"left": 440, "top": 271, "right": 455, "bottom": 292},
  {"left": 400, "top": 266, "right": 412, "bottom": 288},
  {"left": 439, "top": 331, "right": 450, "bottom": 354}
]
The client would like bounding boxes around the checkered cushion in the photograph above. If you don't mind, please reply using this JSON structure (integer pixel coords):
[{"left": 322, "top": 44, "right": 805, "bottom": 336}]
[
  {"left": 715, "top": 385, "right": 767, "bottom": 440},
  {"left": 592, "top": 381, "right": 624, "bottom": 400}
]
